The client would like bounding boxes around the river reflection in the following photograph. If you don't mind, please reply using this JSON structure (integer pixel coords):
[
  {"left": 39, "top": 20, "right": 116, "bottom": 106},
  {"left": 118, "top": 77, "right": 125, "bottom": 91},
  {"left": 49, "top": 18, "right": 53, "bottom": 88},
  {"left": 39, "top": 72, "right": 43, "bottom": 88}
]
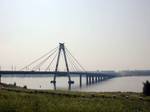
[{"left": 1, "top": 76, "right": 150, "bottom": 92}]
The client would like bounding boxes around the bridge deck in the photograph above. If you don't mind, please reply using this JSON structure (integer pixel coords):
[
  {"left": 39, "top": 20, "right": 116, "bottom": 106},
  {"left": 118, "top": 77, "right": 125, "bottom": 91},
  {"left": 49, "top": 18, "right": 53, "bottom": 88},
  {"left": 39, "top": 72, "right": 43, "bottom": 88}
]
[{"left": 0, "top": 71, "right": 117, "bottom": 77}]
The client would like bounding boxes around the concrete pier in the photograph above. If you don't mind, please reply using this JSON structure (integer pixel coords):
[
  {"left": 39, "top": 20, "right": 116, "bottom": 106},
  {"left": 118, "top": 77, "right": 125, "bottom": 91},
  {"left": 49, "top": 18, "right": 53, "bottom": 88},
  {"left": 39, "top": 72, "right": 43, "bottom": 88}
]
[
  {"left": 86, "top": 75, "right": 105, "bottom": 85},
  {"left": 86, "top": 75, "right": 88, "bottom": 85},
  {"left": 85, "top": 74, "right": 113, "bottom": 86},
  {"left": 89, "top": 76, "right": 92, "bottom": 84},
  {"left": 92, "top": 76, "right": 94, "bottom": 83},
  {"left": 80, "top": 74, "right": 82, "bottom": 87}
]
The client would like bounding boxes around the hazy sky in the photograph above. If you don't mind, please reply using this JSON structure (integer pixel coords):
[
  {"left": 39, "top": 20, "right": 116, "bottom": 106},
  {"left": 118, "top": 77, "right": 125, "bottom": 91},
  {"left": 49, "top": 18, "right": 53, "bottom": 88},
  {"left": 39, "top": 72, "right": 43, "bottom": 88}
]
[{"left": 0, "top": 0, "right": 150, "bottom": 71}]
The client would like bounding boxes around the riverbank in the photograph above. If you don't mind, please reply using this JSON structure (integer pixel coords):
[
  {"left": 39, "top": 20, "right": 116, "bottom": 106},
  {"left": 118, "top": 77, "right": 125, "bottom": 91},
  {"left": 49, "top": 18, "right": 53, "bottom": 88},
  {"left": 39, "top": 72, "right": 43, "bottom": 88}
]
[{"left": 0, "top": 86, "right": 150, "bottom": 112}]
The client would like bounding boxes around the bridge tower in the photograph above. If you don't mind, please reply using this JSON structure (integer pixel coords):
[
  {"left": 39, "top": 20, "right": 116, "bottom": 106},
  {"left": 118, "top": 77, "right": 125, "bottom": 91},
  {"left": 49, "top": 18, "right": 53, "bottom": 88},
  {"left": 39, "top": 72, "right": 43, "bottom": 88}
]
[{"left": 51, "top": 43, "right": 74, "bottom": 85}]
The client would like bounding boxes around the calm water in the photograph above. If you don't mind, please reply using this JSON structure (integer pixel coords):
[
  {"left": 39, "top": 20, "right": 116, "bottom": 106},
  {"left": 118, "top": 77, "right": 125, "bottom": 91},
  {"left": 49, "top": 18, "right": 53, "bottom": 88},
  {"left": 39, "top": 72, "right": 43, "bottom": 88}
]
[{"left": 1, "top": 76, "right": 150, "bottom": 92}]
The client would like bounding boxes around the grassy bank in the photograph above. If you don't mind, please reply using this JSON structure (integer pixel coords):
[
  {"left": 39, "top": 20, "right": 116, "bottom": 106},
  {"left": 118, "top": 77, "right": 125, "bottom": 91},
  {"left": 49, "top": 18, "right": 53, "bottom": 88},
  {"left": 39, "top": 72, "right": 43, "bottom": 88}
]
[{"left": 0, "top": 88, "right": 150, "bottom": 112}]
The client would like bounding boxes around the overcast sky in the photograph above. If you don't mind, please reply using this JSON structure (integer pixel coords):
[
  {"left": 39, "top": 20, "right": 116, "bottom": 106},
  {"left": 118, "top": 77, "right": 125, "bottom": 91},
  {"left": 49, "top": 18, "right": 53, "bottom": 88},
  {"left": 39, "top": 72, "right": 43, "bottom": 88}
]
[{"left": 0, "top": 0, "right": 150, "bottom": 71}]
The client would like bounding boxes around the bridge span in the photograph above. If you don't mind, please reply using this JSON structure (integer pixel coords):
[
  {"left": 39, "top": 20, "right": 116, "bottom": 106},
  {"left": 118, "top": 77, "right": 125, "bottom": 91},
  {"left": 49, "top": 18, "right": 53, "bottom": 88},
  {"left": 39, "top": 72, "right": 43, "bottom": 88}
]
[
  {"left": 0, "top": 70, "right": 118, "bottom": 88},
  {"left": 0, "top": 43, "right": 118, "bottom": 89}
]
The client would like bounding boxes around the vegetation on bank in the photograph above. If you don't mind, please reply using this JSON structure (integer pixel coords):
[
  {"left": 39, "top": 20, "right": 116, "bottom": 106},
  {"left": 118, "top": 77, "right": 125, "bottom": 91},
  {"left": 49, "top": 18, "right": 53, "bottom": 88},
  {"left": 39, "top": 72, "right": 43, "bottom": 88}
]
[
  {"left": 0, "top": 88, "right": 150, "bottom": 112},
  {"left": 143, "top": 80, "right": 150, "bottom": 96}
]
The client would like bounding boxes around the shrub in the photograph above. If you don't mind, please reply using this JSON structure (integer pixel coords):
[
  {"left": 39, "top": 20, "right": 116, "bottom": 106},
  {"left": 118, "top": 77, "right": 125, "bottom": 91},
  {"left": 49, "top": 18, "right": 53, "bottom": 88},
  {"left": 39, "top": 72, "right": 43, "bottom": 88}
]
[
  {"left": 14, "top": 82, "right": 16, "bottom": 86},
  {"left": 23, "top": 85, "right": 27, "bottom": 89},
  {"left": 143, "top": 80, "right": 150, "bottom": 96}
]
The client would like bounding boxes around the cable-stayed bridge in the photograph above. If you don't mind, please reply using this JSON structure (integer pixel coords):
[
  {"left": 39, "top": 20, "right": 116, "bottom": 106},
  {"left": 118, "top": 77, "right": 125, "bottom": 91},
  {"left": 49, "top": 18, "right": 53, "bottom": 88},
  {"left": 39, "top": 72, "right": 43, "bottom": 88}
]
[{"left": 0, "top": 43, "right": 118, "bottom": 89}]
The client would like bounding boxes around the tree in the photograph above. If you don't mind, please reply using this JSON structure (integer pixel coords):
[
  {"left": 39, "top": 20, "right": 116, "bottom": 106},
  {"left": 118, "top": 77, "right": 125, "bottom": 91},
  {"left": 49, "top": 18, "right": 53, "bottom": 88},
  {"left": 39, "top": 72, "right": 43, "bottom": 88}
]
[{"left": 143, "top": 80, "right": 150, "bottom": 96}]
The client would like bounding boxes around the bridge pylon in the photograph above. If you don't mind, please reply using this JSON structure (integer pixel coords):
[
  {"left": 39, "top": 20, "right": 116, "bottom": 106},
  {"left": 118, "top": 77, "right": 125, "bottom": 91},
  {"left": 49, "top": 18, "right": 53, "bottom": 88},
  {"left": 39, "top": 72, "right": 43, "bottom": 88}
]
[{"left": 51, "top": 43, "right": 74, "bottom": 85}]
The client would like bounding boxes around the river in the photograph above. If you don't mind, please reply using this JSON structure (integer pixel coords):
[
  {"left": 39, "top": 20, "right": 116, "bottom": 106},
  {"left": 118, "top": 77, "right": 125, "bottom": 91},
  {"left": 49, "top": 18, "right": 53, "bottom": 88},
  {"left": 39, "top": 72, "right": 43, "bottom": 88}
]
[{"left": 1, "top": 76, "right": 150, "bottom": 92}]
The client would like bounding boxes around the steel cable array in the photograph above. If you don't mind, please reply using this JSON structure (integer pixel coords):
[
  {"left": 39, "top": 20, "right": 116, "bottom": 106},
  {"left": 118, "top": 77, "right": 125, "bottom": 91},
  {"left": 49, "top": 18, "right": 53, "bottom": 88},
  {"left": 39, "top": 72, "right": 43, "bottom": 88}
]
[{"left": 21, "top": 45, "right": 86, "bottom": 72}]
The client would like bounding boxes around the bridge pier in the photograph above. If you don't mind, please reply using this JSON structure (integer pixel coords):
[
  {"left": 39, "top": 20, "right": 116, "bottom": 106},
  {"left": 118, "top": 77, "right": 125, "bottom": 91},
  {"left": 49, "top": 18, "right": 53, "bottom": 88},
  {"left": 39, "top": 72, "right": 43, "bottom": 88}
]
[
  {"left": 53, "top": 83, "right": 56, "bottom": 90},
  {"left": 0, "top": 74, "right": 2, "bottom": 83},
  {"left": 86, "top": 75, "right": 102, "bottom": 85},
  {"left": 92, "top": 76, "right": 94, "bottom": 83},
  {"left": 95, "top": 76, "right": 98, "bottom": 83},
  {"left": 86, "top": 74, "right": 113, "bottom": 87},
  {"left": 86, "top": 75, "right": 88, "bottom": 85},
  {"left": 89, "top": 75, "right": 92, "bottom": 85},
  {"left": 68, "top": 83, "right": 71, "bottom": 90},
  {"left": 80, "top": 74, "right": 82, "bottom": 87}
]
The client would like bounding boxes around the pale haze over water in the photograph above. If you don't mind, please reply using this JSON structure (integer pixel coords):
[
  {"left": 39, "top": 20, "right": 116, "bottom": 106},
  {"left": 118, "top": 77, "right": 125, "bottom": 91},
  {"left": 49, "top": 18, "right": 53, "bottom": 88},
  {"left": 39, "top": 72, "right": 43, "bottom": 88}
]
[{"left": 0, "top": 0, "right": 150, "bottom": 71}]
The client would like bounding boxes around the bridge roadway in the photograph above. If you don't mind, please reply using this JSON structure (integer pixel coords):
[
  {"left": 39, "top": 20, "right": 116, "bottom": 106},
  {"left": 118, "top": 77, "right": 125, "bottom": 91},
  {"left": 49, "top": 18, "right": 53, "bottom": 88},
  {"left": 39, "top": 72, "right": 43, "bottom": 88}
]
[{"left": 0, "top": 70, "right": 117, "bottom": 77}]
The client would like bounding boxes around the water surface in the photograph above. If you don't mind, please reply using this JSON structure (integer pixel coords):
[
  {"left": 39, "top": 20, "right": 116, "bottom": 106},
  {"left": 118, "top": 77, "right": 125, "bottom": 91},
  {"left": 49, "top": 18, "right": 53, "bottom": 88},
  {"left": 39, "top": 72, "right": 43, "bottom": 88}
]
[{"left": 1, "top": 76, "right": 150, "bottom": 92}]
